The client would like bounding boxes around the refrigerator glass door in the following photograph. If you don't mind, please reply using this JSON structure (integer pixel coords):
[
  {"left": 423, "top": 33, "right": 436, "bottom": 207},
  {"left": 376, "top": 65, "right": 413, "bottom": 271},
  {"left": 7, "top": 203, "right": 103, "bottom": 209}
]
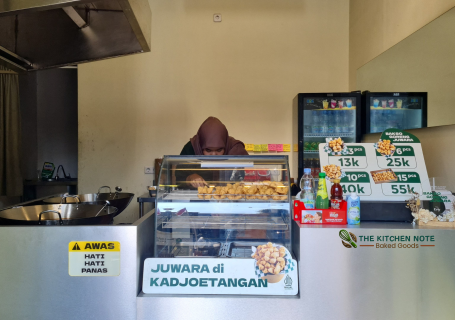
[
  {"left": 369, "top": 96, "right": 423, "bottom": 133},
  {"left": 302, "top": 96, "right": 357, "bottom": 179}
]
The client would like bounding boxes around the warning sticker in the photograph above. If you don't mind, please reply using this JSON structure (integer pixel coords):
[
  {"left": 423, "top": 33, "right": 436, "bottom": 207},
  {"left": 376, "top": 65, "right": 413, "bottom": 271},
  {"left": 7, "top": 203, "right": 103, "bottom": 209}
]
[{"left": 68, "top": 241, "right": 120, "bottom": 277}]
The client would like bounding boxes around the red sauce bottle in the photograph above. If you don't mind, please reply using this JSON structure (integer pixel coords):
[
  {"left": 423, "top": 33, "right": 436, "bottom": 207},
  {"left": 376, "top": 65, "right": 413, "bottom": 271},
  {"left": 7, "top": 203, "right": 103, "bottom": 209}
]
[{"left": 330, "top": 179, "right": 343, "bottom": 209}]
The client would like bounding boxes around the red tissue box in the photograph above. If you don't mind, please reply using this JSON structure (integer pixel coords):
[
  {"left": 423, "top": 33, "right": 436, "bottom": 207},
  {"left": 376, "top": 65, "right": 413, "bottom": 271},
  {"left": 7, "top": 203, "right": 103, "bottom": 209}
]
[{"left": 293, "top": 200, "right": 347, "bottom": 224}]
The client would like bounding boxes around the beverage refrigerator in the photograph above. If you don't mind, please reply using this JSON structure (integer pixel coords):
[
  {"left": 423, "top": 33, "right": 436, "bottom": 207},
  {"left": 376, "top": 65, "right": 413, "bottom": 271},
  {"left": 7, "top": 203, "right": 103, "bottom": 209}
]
[
  {"left": 293, "top": 92, "right": 362, "bottom": 183},
  {"left": 362, "top": 91, "right": 427, "bottom": 134}
]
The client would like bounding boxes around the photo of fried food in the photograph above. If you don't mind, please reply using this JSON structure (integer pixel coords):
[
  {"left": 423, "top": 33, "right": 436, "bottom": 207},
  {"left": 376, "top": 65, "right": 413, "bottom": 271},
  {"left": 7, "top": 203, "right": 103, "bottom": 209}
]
[
  {"left": 376, "top": 139, "right": 396, "bottom": 156},
  {"left": 371, "top": 169, "right": 398, "bottom": 184},
  {"left": 329, "top": 137, "right": 344, "bottom": 153},
  {"left": 252, "top": 242, "right": 287, "bottom": 275},
  {"left": 323, "top": 164, "right": 342, "bottom": 179}
]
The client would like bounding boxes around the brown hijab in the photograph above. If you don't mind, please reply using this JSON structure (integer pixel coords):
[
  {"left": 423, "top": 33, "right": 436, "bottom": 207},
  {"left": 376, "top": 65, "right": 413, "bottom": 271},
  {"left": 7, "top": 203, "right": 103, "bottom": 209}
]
[{"left": 190, "top": 117, "right": 249, "bottom": 155}]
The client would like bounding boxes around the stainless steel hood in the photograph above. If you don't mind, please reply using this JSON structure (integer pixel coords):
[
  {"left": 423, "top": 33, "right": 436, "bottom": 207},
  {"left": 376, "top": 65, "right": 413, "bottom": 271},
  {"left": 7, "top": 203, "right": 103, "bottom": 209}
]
[{"left": 0, "top": 0, "right": 151, "bottom": 72}]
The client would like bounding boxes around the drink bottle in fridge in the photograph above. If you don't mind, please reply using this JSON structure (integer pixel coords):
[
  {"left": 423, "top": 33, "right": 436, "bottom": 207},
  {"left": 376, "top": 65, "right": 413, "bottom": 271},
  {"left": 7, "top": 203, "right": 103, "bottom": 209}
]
[
  {"left": 362, "top": 91, "right": 427, "bottom": 134},
  {"left": 294, "top": 92, "right": 362, "bottom": 184}
]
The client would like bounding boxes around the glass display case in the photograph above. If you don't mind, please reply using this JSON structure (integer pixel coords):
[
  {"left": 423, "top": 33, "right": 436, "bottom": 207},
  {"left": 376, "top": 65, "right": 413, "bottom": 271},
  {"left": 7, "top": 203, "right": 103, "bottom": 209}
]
[{"left": 154, "top": 155, "right": 292, "bottom": 258}]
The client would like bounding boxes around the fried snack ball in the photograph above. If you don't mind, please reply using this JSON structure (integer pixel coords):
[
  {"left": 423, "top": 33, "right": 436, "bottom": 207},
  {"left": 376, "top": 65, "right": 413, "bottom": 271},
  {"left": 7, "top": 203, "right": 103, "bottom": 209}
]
[
  {"left": 276, "top": 186, "right": 288, "bottom": 195},
  {"left": 197, "top": 186, "right": 206, "bottom": 199}
]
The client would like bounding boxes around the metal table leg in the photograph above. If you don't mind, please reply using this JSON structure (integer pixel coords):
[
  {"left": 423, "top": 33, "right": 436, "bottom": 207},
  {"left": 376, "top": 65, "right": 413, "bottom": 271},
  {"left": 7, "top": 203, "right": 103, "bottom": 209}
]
[{"left": 139, "top": 202, "right": 144, "bottom": 218}]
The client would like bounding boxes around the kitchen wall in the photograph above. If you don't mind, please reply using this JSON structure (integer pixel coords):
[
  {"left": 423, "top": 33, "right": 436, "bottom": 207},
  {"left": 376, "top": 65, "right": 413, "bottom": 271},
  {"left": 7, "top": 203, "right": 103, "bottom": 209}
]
[
  {"left": 1, "top": 69, "right": 78, "bottom": 209},
  {"left": 36, "top": 69, "right": 78, "bottom": 180},
  {"left": 19, "top": 69, "right": 78, "bottom": 181},
  {"left": 78, "top": 0, "right": 350, "bottom": 223},
  {"left": 349, "top": 0, "right": 455, "bottom": 90},
  {"left": 350, "top": 1, "right": 455, "bottom": 192}
]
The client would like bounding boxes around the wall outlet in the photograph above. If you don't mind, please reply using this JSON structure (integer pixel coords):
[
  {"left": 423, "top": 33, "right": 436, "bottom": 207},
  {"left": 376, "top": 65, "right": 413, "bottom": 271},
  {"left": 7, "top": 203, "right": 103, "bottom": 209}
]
[
  {"left": 214, "top": 13, "right": 222, "bottom": 22},
  {"left": 144, "top": 167, "right": 153, "bottom": 174}
]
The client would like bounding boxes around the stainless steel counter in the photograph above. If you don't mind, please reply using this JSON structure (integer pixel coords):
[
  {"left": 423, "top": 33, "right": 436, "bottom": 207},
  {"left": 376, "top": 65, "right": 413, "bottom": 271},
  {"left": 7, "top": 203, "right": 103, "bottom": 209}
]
[
  {"left": 137, "top": 221, "right": 455, "bottom": 320},
  {"left": 0, "top": 211, "right": 154, "bottom": 320},
  {"left": 1, "top": 211, "right": 454, "bottom": 320}
]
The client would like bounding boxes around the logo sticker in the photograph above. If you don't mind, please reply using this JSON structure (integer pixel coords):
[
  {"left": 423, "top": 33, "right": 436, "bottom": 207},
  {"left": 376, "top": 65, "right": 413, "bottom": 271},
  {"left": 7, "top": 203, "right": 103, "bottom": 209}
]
[{"left": 339, "top": 229, "right": 358, "bottom": 248}]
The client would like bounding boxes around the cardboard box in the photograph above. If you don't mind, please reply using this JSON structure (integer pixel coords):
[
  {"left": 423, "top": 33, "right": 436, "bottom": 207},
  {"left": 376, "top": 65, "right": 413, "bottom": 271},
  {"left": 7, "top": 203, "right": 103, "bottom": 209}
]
[{"left": 293, "top": 200, "right": 347, "bottom": 224}]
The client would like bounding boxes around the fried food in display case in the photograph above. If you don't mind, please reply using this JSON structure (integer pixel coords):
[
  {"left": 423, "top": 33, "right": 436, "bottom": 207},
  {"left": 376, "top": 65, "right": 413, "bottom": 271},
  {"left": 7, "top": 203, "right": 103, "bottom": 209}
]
[{"left": 154, "top": 156, "right": 292, "bottom": 258}]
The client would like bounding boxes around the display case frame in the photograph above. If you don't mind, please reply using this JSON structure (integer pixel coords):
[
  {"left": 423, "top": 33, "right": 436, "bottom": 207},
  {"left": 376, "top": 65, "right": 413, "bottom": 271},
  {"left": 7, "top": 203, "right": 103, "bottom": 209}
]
[{"left": 154, "top": 155, "right": 293, "bottom": 258}]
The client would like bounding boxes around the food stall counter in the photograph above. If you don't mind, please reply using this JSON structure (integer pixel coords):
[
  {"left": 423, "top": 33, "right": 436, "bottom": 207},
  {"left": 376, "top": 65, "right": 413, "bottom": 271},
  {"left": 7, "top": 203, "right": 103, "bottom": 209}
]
[{"left": 136, "top": 220, "right": 455, "bottom": 320}]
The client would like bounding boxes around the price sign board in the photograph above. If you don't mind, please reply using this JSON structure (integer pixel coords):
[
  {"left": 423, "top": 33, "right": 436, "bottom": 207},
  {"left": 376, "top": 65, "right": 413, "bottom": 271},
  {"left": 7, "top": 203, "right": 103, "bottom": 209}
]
[{"left": 319, "top": 129, "right": 431, "bottom": 201}]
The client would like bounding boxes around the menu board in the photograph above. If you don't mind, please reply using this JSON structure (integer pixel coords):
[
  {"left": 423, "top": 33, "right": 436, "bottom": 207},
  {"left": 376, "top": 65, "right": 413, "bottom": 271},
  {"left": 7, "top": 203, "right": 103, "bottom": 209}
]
[{"left": 319, "top": 129, "right": 431, "bottom": 201}]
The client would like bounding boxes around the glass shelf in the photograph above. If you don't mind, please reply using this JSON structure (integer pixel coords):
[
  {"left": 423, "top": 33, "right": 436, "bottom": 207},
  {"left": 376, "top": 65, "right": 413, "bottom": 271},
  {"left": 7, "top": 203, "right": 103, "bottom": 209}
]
[
  {"left": 304, "top": 133, "right": 355, "bottom": 138},
  {"left": 162, "top": 216, "right": 288, "bottom": 230}
]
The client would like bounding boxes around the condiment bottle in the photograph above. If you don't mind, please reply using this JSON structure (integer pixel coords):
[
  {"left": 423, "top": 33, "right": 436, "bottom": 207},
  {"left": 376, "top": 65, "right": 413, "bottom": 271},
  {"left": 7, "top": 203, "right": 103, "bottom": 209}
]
[
  {"left": 316, "top": 172, "right": 329, "bottom": 209},
  {"left": 330, "top": 179, "right": 343, "bottom": 210}
]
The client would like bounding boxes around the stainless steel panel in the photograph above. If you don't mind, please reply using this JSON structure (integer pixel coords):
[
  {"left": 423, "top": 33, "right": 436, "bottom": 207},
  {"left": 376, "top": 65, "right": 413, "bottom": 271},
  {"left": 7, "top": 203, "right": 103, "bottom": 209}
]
[
  {"left": 137, "top": 221, "right": 455, "bottom": 320},
  {"left": 0, "top": 213, "right": 154, "bottom": 320},
  {"left": 0, "top": 0, "right": 151, "bottom": 71}
]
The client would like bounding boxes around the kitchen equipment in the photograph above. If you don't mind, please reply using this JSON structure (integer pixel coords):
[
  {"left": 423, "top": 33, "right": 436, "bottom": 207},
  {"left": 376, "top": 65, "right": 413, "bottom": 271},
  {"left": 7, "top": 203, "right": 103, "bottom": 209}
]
[
  {"left": 0, "top": 200, "right": 118, "bottom": 225},
  {"left": 43, "top": 186, "right": 134, "bottom": 216},
  {"left": 0, "top": 0, "right": 151, "bottom": 72},
  {"left": 147, "top": 186, "right": 157, "bottom": 197}
]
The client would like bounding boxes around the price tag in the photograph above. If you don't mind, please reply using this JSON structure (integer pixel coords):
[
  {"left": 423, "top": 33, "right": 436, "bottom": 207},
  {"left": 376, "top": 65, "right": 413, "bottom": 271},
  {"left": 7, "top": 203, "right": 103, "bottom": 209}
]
[
  {"left": 329, "top": 146, "right": 368, "bottom": 168},
  {"left": 376, "top": 145, "right": 417, "bottom": 169},
  {"left": 268, "top": 144, "right": 277, "bottom": 152},
  {"left": 381, "top": 172, "right": 422, "bottom": 196},
  {"left": 261, "top": 144, "right": 268, "bottom": 152},
  {"left": 283, "top": 144, "right": 291, "bottom": 152},
  {"left": 276, "top": 144, "right": 284, "bottom": 152},
  {"left": 245, "top": 144, "right": 254, "bottom": 151},
  {"left": 253, "top": 145, "right": 262, "bottom": 152},
  {"left": 339, "top": 172, "right": 372, "bottom": 195}
]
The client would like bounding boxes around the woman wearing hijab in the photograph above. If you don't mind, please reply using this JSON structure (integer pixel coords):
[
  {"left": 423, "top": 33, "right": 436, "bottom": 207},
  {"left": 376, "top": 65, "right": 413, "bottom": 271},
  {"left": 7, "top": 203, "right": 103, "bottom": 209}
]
[{"left": 178, "top": 117, "right": 248, "bottom": 188}]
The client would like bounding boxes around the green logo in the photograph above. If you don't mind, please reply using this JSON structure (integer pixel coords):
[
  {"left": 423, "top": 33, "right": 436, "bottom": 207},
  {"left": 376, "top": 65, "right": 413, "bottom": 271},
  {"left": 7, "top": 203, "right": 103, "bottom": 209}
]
[{"left": 339, "top": 229, "right": 358, "bottom": 248}]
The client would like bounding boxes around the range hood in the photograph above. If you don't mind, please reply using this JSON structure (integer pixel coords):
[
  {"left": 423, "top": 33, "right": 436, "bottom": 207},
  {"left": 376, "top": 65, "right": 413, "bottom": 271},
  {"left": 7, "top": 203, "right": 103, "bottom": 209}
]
[{"left": 0, "top": 0, "right": 151, "bottom": 72}]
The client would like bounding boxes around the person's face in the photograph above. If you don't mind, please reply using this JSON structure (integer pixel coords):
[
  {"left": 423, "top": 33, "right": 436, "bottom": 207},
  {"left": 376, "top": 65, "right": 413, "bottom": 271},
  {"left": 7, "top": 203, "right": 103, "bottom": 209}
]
[{"left": 203, "top": 147, "right": 225, "bottom": 155}]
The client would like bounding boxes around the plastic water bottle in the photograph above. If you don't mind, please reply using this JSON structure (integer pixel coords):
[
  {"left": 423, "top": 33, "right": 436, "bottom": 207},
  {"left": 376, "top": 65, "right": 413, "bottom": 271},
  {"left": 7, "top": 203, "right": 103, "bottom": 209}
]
[
  {"left": 299, "top": 168, "right": 315, "bottom": 209},
  {"left": 321, "top": 111, "right": 329, "bottom": 134},
  {"left": 312, "top": 111, "right": 320, "bottom": 134},
  {"left": 327, "top": 111, "right": 335, "bottom": 135},
  {"left": 335, "top": 111, "right": 342, "bottom": 134}
]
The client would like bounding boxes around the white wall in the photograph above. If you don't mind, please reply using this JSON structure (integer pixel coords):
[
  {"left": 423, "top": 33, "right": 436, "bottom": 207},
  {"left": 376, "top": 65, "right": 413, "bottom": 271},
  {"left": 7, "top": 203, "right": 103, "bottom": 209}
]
[
  {"left": 78, "top": 0, "right": 350, "bottom": 223},
  {"left": 351, "top": 1, "right": 455, "bottom": 192},
  {"left": 349, "top": 0, "right": 455, "bottom": 90}
]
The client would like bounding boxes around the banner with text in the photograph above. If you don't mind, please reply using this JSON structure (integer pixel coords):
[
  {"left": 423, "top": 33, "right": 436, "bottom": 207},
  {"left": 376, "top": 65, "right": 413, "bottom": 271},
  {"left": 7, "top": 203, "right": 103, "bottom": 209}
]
[{"left": 142, "top": 257, "right": 298, "bottom": 295}]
